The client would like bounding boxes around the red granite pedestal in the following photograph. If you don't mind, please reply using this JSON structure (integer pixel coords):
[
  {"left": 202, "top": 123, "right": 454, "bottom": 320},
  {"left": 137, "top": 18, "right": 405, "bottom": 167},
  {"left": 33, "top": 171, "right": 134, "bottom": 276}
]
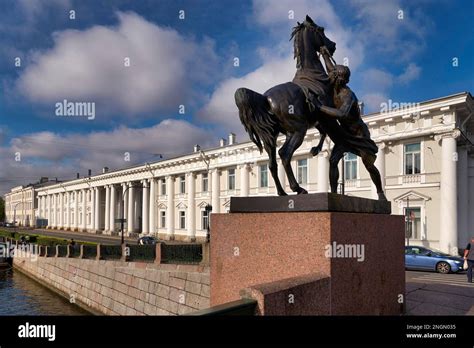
[{"left": 210, "top": 195, "right": 405, "bottom": 315}]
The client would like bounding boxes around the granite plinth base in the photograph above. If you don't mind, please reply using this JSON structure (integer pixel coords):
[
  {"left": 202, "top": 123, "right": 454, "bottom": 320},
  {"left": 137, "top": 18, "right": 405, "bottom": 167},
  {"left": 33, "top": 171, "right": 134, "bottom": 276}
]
[
  {"left": 230, "top": 192, "right": 391, "bottom": 214},
  {"left": 210, "top": 206, "right": 405, "bottom": 315}
]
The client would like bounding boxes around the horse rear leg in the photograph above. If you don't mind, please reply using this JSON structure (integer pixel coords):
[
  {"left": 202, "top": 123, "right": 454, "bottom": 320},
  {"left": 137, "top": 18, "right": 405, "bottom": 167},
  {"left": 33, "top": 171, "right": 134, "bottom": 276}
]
[
  {"left": 278, "top": 131, "right": 307, "bottom": 194},
  {"left": 264, "top": 143, "right": 287, "bottom": 196}
]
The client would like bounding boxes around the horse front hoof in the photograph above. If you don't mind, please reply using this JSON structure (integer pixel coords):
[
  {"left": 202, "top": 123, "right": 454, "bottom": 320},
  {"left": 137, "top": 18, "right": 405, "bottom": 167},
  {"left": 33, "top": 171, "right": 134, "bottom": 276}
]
[
  {"left": 378, "top": 192, "right": 388, "bottom": 201},
  {"left": 297, "top": 188, "right": 308, "bottom": 195},
  {"left": 278, "top": 191, "right": 288, "bottom": 196}
]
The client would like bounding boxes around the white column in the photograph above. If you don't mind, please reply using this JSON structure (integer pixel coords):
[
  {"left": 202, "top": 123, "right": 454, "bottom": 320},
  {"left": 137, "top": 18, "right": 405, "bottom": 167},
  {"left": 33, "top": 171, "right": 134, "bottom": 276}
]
[
  {"left": 166, "top": 176, "right": 175, "bottom": 239},
  {"left": 47, "top": 195, "right": 52, "bottom": 227},
  {"left": 372, "top": 143, "right": 386, "bottom": 199},
  {"left": 187, "top": 172, "right": 196, "bottom": 240},
  {"left": 53, "top": 194, "right": 57, "bottom": 228},
  {"left": 104, "top": 185, "right": 110, "bottom": 232},
  {"left": 77, "top": 189, "right": 86, "bottom": 231},
  {"left": 38, "top": 196, "right": 42, "bottom": 219},
  {"left": 211, "top": 169, "right": 220, "bottom": 213},
  {"left": 42, "top": 196, "right": 45, "bottom": 219},
  {"left": 149, "top": 178, "right": 156, "bottom": 235},
  {"left": 81, "top": 189, "right": 87, "bottom": 231},
  {"left": 65, "top": 192, "right": 70, "bottom": 230},
  {"left": 122, "top": 184, "right": 128, "bottom": 222},
  {"left": 457, "top": 145, "right": 468, "bottom": 247},
  {"left": 90, "top": 188, "right": 95, "bottom": 231},
  {"left": 127, "top": 183, "right": 135, "bottom": 233},
  {"left": 59, "top": 193, "right": 64, "bottom": 228},
  {"left": 74, "top": 191, "right": 79, "bottom": 230},
  {"left": 469, "top": 154, "right": 474, "bottom": 242},
  {"left": 50, "top": 195, "right": 54, "bottom": 228},
  {"left": 110, "top": 185, "right": 116, "bottom": 233},
  {"left": 94, "top": 188, "right": 100, "bottom": 232},
  {"left": 240, "top": 164, "right": 249, "bottom": 197},
  {"left": 278, "top": 160, "right": 286, "bottom": 191},
  {"left": 142, "top": 181, "right": 149, "bottom": 235},
  {"left": 317, "top": 151, "right": 329, "bottom": 192},
  {"left": 439, "top": 133, "right": 458, "bottom": 254}
]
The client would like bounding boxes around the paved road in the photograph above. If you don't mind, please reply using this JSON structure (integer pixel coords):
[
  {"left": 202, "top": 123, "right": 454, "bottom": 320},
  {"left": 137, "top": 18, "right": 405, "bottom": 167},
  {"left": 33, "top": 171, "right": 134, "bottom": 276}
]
[
  {"left": 406, "top": 270, "right": 474, "bottom": 315},
  {"left": 2, "top": 227, "right": 136, "bottom": 245},
  {"left": 407, "top": 270, "right": 473, "bottom": 288}
]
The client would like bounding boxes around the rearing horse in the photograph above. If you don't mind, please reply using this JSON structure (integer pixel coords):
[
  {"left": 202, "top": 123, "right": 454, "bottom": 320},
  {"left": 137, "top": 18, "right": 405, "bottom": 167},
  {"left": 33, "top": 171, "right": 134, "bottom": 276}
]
[{"left": 235, "top": 15, "right": 339, "bottom": 196}]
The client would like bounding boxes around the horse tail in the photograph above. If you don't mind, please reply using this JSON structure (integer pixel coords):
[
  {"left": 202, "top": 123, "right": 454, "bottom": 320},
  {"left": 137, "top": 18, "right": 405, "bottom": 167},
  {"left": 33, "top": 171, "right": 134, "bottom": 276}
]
[{"left": 234, "top": 88, "right": 277, "bottom": 154}]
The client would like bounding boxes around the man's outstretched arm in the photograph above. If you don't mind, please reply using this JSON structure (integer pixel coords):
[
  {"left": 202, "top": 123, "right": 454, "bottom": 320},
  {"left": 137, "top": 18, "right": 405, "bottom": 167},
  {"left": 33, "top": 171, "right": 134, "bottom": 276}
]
[
  {"left": 317, "top": 93, "right": 354, "bottom": 119},
  {"left": 320, "top": 46, "right": 335, "bottom": 73}
]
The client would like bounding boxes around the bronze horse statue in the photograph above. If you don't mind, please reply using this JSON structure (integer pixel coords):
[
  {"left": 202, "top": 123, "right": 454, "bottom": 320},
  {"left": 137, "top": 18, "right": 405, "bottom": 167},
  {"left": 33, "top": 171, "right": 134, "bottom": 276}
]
[{"left": 235, "top": 15, "right": 344, "bottom": 196}]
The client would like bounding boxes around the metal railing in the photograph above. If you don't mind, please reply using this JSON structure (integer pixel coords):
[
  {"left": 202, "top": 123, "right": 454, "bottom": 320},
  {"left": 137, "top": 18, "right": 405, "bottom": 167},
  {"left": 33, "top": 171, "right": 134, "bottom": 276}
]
[
  {"left": 3, "top": 237, "right": 208, "bottom": 265},
  {"left": 161, "top": 243, "right": 203, "bottom": 264},
  {"left": 128, "top": 244, "right": 156, "bottom": 261}
]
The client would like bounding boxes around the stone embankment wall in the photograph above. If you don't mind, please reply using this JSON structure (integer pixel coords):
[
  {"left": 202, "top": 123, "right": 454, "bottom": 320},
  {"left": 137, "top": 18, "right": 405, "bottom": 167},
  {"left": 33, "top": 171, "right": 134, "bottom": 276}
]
[{"left": 13, "top": 255, "right": 210, "bottom": 315}]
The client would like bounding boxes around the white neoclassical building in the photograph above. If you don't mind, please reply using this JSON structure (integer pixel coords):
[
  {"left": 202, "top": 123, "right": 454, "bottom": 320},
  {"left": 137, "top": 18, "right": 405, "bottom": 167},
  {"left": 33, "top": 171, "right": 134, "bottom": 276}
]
[
  {"left": 4, "top": 178, "right": 58, "bottom": 227},
  {"left": 4, "top": 92, "right": 474, "bottom": 253}
]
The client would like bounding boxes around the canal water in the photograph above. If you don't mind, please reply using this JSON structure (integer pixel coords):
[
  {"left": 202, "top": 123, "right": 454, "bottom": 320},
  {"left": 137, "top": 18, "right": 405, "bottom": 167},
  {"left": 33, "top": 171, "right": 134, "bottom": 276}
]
[{"left": 0, "top": 267, "right": 89, "bottom": 315}]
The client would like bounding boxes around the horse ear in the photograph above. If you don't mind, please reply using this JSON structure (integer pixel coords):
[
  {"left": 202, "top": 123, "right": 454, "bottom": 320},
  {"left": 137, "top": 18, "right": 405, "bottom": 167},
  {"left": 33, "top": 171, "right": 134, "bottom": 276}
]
[{"left": 305, "top": 15, "right": 314, "bottom": 23}]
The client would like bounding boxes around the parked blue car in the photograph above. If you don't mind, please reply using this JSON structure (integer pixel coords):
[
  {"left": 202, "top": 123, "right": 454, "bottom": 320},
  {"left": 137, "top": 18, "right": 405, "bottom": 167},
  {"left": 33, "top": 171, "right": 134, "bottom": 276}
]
[{"left": 405, "top": 246, "right": 464, "bottom": 273}]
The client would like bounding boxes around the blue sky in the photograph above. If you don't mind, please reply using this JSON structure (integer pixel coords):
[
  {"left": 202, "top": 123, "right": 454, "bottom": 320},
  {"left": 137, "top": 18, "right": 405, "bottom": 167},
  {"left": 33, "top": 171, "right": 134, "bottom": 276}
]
[{"left": 0, "top": 0, "right": 473, "bottom": 193}]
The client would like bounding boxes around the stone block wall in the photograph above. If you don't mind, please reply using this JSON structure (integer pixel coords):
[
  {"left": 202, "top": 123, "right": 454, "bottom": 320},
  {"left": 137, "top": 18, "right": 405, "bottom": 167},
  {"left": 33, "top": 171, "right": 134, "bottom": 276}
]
[{"left": 13, "top": 255, "right": 210, "bottom": 315}]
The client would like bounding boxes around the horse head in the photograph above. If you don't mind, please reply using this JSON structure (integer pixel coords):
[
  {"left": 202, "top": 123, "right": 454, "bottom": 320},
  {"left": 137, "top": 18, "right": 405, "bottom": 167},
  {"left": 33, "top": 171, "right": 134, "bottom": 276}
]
[{"left": 292, "top": 15, "right": 336, "bottom": 59}]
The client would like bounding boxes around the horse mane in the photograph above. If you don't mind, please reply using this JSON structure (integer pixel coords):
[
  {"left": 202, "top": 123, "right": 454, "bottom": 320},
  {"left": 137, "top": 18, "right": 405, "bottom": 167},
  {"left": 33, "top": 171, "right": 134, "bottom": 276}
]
[{"left": 290, "top": 23, "right": 305, "bottom": 61}]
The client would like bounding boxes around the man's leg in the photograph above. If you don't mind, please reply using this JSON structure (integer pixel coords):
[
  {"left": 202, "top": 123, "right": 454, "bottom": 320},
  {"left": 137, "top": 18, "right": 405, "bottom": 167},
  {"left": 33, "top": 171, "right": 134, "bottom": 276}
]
[
  {"left": 329, "top": 144, "right": 346, "bottom": 193},
  {"left": 468, "top": 260, "right": 474, "bottom": 283},
  {"left": 361, "top": 152, "right": 387, "bottom": 201}
]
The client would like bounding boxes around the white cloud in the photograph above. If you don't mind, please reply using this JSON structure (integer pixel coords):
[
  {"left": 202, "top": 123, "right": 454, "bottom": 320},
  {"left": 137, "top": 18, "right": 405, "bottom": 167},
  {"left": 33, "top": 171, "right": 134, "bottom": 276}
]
[
  {"left": 349, "top": 0, "right": 431, "bottom": 60},
  {"left": 17, "top": 0, "right": 72, "bottom": 23},
  {"left": 16, "top": 12, "right": 218, "bottom": 118},
  {"left": 358, "top": 64, "right": 421, "bottom": 112},
  {"left": 199, "top": 0, "right": 365, "bottom": 133},
  {"left": 397, "top": 63, "right": 421, "bottom": 84},
  {"left": 198, "top": 55, "right": 295, "bottom": 135},
  {"left": 0, "top": 119, "right": 213, "bottom": 194},
  {"left": 359, "top": 93, "right": 389, "bottom": 114},
  {"left": 361, "top": 68, "right": 394, "bottom": 92}
]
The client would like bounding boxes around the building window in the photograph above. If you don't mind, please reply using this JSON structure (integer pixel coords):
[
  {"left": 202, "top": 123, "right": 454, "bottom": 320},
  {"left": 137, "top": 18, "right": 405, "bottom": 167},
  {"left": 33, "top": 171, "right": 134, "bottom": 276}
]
[
  {"left": 344, "top": 153, "right": 358, "bottom": 180},
  {"left": 297, "top": 159, "right": 308, "bottom": 185},
  {"left": 160, "top": 211, "right": 166, "bottom": 228},
  {"left": 202, "top": 173, "right": 208, "bottom": 192},
  {"left": 161, "top": 179, "right": 166, "bottom": 195},
  {"left": 228, "top": 168, "right": 236, "bottom": 190},
  {"left": 405, "top": 207, "right": 421, "bottom": 240},
  {"left": 404, "top": 143, "right": 421, "bottom": 175},
  {"left": 179, "top": 211, "right": 186, "bottom": 229},
  {"left": 202, "top": 210, "right": 209, "bottom": 230},
  {"left": 180, "top": 176, "right": 186, "bottom": 194},
  {"left": 259, "top": 164, "right": 268, "bottom": 187}
]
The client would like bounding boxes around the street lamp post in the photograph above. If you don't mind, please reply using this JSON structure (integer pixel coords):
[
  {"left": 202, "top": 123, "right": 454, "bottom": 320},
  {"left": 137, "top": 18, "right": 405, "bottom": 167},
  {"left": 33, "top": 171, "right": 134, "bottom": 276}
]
[
  {"left": 199, "top": 149, "right": 212, "bottom": 242},
  {"left": 12, "top": 201, "right": 22, "bottom": 235},
  {"left": 120, "top": 183, "right": 142, "bottom": 245}
]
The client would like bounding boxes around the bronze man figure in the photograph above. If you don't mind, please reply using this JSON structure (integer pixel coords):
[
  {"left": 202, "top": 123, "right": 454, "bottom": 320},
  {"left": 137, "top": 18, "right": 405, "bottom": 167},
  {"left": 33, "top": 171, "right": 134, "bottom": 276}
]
[{"left": 314, "top": 46, "right": 387, "bottom": 201}]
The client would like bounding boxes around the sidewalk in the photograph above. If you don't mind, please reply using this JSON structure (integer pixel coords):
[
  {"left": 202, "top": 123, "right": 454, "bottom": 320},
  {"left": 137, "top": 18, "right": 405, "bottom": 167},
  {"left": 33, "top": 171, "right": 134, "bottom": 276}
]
[
  {"left": 3, "top": 227, "right": 135, "bottom": 245},
  {"left": 406, "top": 281, "right": 474, "bottom": 315}
]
